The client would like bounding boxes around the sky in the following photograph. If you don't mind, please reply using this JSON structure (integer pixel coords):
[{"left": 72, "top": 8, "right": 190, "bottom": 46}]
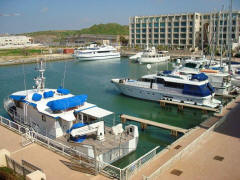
[{"left": 0, "top": 0, "right": 239, "bottom": 34}]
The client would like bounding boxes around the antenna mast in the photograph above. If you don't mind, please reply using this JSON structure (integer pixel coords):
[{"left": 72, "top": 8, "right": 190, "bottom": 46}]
[{"left": 34, "top": 58, "right": 46, "bottom": 92}]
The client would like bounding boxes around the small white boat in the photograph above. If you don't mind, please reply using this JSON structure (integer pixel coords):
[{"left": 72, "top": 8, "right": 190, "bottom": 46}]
[
  {"left": 138, "top": 47, "right": 170, "bottom": 64},
  {"left": 74, "top": 44, "right": 120, "bottom": 60},
  {"left": 129, "top": 52, "right": 143, "bottom": 61}
]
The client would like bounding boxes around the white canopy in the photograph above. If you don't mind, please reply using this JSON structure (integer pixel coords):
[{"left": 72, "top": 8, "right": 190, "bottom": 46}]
[{"left": 81, "top": 107, "right": 113, "bottom": 119}]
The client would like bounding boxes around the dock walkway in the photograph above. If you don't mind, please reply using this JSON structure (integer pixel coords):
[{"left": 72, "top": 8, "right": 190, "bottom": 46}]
[
  {"left": 159, "top": 99, "right": 218, "bottom": 112},
  {"left": 120, "top": 114, "right": 188, "bottom": 135}
]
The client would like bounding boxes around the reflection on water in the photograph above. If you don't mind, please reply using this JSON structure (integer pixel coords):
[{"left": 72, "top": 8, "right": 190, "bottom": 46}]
[{"left": 0, "top": 58, "right": 210, "bottom": 168}]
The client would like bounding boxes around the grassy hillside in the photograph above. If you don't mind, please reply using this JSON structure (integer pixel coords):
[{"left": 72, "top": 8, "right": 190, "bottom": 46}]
[{"left": 24, "top": 23, "right": 129, "bottom": 39}]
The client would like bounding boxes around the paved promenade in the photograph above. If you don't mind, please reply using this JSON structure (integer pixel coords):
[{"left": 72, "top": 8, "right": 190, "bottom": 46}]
[
  {"left": 131, "top": 96, "right": 240, "bottom": 180},
  {"left": 157, "top": 100, "right": 240, "bottom": 180},
  {"left": 0, "top": 125, "right": 109, "bottom": 180}
]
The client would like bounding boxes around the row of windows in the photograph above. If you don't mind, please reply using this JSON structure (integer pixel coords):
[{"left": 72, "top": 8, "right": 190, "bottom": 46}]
[
  {"left": 133, "top": 33, "right": 191, "bottom": 39},
  {"left": 134, "top": 21, "right": 192, "bottom": 28},
  {"left": 133, "top": 15, "right": 196, "bottom": 23},
  {"left": 133, "top": 39, "right": 192, "bottom": 44},
  {"left": 132, "top": 27, "right": 192, "bottom": 33}
]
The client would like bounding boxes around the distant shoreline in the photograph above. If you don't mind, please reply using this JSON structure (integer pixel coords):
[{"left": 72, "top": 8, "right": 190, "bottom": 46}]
[{"left": 0, "top": 54, "right": 73, "bottom": 66}]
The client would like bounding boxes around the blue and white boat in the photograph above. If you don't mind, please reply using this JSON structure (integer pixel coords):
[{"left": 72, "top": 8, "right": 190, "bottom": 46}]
[
  {"left": 111, "top": 71, "right": 221, "bottom": 108},
  {"left": 4, "top": 59, "right": 139, "bottom": 164}
]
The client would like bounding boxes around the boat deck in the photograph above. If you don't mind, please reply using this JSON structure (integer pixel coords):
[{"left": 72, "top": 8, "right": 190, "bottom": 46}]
[{"left": 57, "top": 126, "right": 134, "bottom": 155}]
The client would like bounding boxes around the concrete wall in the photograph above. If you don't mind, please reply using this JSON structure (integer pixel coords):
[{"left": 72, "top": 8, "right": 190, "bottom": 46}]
[{"left": 0, "top": 149, "right": 10, "bottom": 167}]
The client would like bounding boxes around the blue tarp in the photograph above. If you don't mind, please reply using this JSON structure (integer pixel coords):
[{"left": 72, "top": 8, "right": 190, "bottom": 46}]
[
  {"left": 66, "top": 122, "right": 86, "bottom": 133},
  {"left": 47, "top": 95, "right": 87, "bottom": 111},
  {"left": 10, "top": 95, "right": 26, "bottom": 101},
  {"left": 43, "top": 91, "right": 54, "bottom": 98},
  {"left": 183, "top": 84, "right": 212, "bottom": 97},
  {"left": 191, "top": 73, "right": 208, "bottom": 81},
  {"left": 67, "top": 122, "right": 87, "bottom": 143},
  {"left": 57, "top": 87, "right": 70, "bottom": 95},
  {"left": 32, "top": 93, "right": 42, "bottom": 101},
  {"left": 163, "top": 70, "right": 172, "bottom": 75}
]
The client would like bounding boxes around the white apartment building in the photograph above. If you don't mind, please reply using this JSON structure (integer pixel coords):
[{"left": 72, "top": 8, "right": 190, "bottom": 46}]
[
  {"left": 0, "top": 35, "right": 32, "bottom": 47},
  {"left": 129, "top": 11, "right": 240, "bottom": 50}
]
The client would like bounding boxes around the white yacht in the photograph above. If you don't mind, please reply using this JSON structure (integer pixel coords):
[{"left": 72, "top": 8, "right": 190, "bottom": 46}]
[
  {"left": 177, "top": 59, "right": 231, "bottom": 95},
  {"left": 138, "top": 47, "right": 170, "bottom": 64},
  {"left": 112, "top": 71, "right": 221, "bottom": 108},
  {"left": 74, "top": 44, "right": 120, "bottom": 60},
  {"left": 4, "top": 59, "right": 139, "bottom": 164}
]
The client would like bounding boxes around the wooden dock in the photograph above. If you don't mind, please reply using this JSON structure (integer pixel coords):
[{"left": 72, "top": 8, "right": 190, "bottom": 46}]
[
  {"left": 120, "top": 114, "right": 188, "bottom": 136},
  {"left": 159, "top": 100, "right": 219, "bottom": 112}
]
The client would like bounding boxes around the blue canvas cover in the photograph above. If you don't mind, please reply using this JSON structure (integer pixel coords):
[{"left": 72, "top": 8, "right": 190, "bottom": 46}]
[
  {"left": 183, "top": 84, "right": 212, "bottom": 97},
  {"left": 57, "top": 87, "right": 70, "bottom": 95},
  {"left": 32, "top": 93, "right": 42, "bottom": 101},
  {"left": 191, "top": 73, "right": 208, "bottom": 81},
  {"left": 47, "top": 95, "right": 87, "bottom": 111},
  {"left": 66, "top": 122, "right": 86, "bottom": 133},
  {"left": 10, "top": 95, "right": 26, "bottom": 101},
  {"left": 163, "top": 70, "right": 172, "bottom": 75},
  {"left": 43, "top": 91, "right": 54, "bottom": 98}
]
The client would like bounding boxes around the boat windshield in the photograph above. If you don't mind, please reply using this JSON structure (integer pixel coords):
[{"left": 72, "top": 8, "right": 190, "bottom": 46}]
[{"left": 185, "top": 63, "right": 197, "bottom": 68}]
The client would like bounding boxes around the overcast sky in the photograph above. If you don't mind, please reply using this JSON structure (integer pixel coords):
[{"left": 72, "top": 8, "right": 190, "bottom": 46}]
[{"left": 0, "top": 0, "right": 239, "bottom": 34}]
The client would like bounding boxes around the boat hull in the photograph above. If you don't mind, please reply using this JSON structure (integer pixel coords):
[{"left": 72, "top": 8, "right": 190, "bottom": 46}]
[
  {"left": 111, "top": 79, "right": 220, "bottom": 108},
  {"left": 76, "top": 53, "right": 120, "bottom": 61},
  {"left": 139, "top": 56, "right": 170, "bottom": 64}
]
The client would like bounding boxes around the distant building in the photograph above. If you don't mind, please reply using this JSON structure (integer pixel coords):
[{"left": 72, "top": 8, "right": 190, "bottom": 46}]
[
  {"left": 129, "top": 10, "right": 240, "bottom": 50},
  {"left": 61, "top": 34, "right": 126, "bottom": 47},
  {"left": 0, "top": 35, "right": 32, "bottom": 47}
]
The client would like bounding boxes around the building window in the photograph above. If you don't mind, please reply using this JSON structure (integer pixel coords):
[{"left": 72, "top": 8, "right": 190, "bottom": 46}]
[
  {"left": 154, "top": 40, "right": 158, "bottom": 44},
  {"left": 181, "top": 28, "right": 186, "bottom": 32},
  {"left": 181, "top": 34, "right": 186, "bottom": 38},
  {"left": 42, "top": 115, "right": 46, "bottom": 122},
  {"left": 154, "top": 28, "right": 159, "bottom": 33},
  {"left": 189, "top": 21, "right": 193, "bottom": 26},
  {"left": 142, "top": 29, "right": 146, "bottom": 33},
  {"left": 154, "top": 23, "right": 159, "bottom": 27},
  {"left": 181, "top": 22, "right": 186, "bottom": 26},
  {"left": 168, "top": 28, "right": 171, "bottom": 32},
  {"left": 189, "top": 33, "right": 192, "bottom": 38},
  {"left": 160, "top": 34, "right": 165, "bottom": 38},
  {"left": 154, "top": 34, "right": 158, "bottom": 38},
  {"left": 136, "top": 24, "right": 140, "bottom": 28},
  {"left": 136, "top": 40, "right": 140, "bottom": 43},
  {"left": 174, "top": 34, "right": 179, "bottom": 38},
  {"left": 180, "top": 40, "right": 186, "bottom": 44},
  {"left": 189, "top": 27, "right": 192, "bottom": 32},
  {"left": 174, "top": 28, "right": 179, "bottom": 32},
  {"left": 149, "top": 23, "right": 152, "bottom": 27},
  {"left": 168, "top": 34, "right": 171, "bottom": 38},
  {"left": 142, "top": 40, "right": 146, "bottom": 43},
  {"left": 174, "top": 22, "right": 179, "bottom": 26},
  {"left": 136, "top": 34, "right": 140, "bottom": 38},
  {"left": 142, "top": 23, "right": 146, "bottom": 28},
  {"left": 136, "top": 29, "right": 140, "bottom": 33},
  {"left": 149, "top": 34, "right": 152, "bottom": 38},
  {"left": 189, "top": 40, "right": 192, "bottom": 44},
  {"left": 160, "top": 28, "right": 165, "bottom": 32},
  {"left": 168, "top": 22, "right": 171, "bottom": 26},
  {"left": 160, "top": 22, "right": 165, "bottom": 27},
  {"left": 160, "top": 39, "right": 165, "bottom": 44},
  {"left": 142, "top": 34, "right": 146, "bottom": 38},
  {"left": 173, "top": 39, "right": 179, "bottom": 44}
]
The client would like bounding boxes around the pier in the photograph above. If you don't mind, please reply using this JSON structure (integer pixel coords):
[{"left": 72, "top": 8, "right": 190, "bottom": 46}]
[
  {"left": 159, "top": 99, "right": 219, "bottom": 112},
  {"left": 120, "top": 114, "right": 188, "bottom": 136}
]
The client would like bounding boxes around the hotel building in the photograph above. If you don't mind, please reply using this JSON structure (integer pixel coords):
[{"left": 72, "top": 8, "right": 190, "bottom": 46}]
[{"left": 129, "top": 11, "right": 240, "bottom": 50}]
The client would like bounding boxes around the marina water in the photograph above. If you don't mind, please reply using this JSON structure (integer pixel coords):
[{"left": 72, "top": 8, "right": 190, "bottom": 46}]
[{"left": 0, "top": 58, "right": 211, "bottom": 168}]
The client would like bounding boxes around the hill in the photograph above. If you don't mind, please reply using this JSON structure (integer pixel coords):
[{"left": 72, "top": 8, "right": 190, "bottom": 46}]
[{"left": 24, "top": 23, "right": 129, "bottom": 40}]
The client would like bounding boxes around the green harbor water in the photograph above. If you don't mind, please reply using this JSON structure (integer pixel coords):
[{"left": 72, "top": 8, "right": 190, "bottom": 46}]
[{"left": 0, "top": 58, "right": 212, "bottom": 168}]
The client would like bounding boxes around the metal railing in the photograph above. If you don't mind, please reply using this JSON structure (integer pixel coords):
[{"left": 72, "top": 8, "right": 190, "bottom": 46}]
[
  {"left": 0, "top": 115, "right": 162, "bottom": 180},
  {"left": 121, "top": 146, "right": 160, "bottom": 180}
]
